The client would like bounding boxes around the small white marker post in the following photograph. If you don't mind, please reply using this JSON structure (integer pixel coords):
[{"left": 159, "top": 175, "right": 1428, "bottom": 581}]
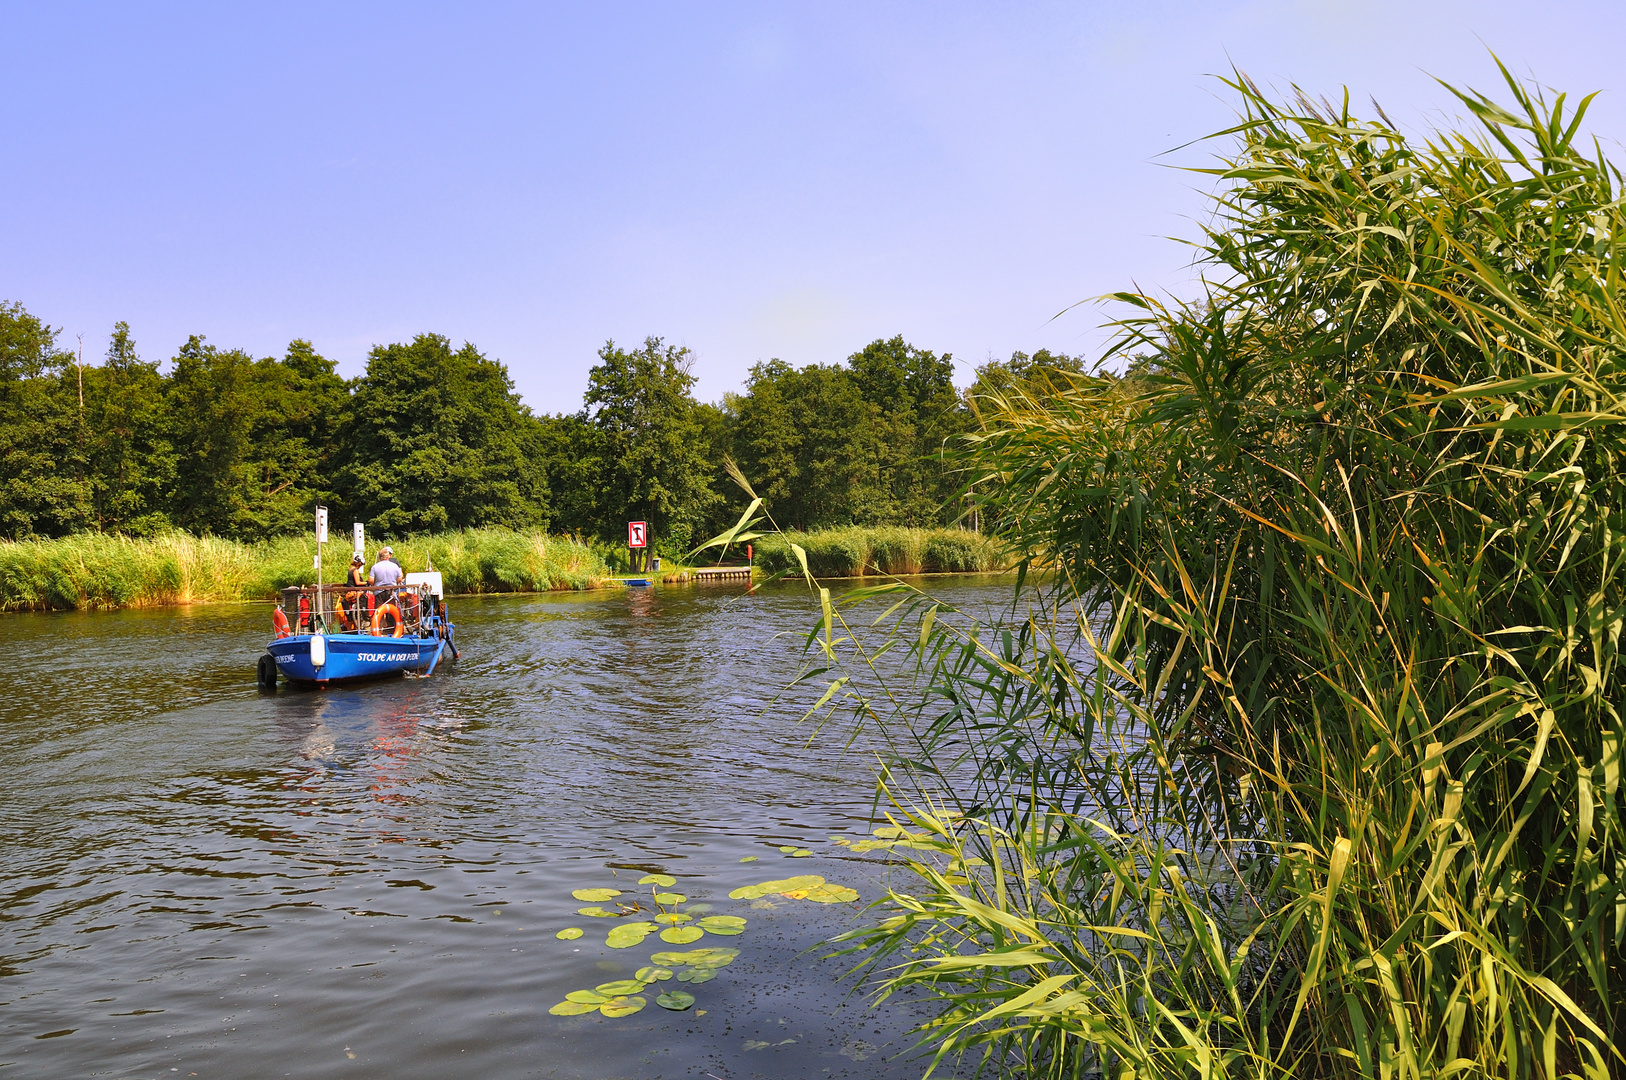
[
  {"left": 314, "top": 506, "right": 329, "bottom": 633},
  {"left": 353, "top": 522, "right": 365, "bottom": 563}
]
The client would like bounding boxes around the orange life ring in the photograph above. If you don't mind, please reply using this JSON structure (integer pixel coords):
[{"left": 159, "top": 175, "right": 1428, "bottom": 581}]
[
  {"left": 272, "top": 606, "right": 292, "bottom": 639},
  {"left": 371, "top": 602, "right": 405, "bottom": 637}
]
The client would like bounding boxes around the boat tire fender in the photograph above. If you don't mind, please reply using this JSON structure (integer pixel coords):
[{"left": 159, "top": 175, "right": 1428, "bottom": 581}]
[
  {"left": 372, "top": 602, "right": 406, "bottom": 638},
  {"left": 256, "top": 653, "right": 278, "bottom": 691}
]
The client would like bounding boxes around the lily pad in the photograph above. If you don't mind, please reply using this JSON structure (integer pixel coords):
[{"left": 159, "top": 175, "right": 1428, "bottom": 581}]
[
  {"left": 656, "top": 990, "right": 696, "bottom": 1011},
  {"left": 804, "top": 883, "right": 860, "bottom": 903},
  {"left": 778, "top": 845, "right": 799, "bottom": 853},
  {"left": 659, "top": 926, "right": 704, "bottom": 944},
  {"left": 652, "top": 947, "right": 739, "bottom": 967},
  {"left": 606, "top": 922, "right": 656, "bottom": 949},
  {"left": 653, "top": 949, "right": 744, "bottom": 962},
  {"left": 739, "top": 856, "right": 759, "bottom": 862},
  {"left": 731, "top": 874, "right": 826, "bottom": 900},
  {"left": 566, "top": 989, "right": 611, "bottom": 1004},
  {"left": 549, "top": 1000, "right": 598, "bottom": 1015},
  {"left": 572, "top": 888, "right": 623, "bottom": 902},
  {"left": 556, "top": 927, "right": 584, "bottom": 940},
  {"left": 576, "top": 906, "right": 622, "bottom": 918},
  {"left": 789, "top": 848, "right": 813, "bottom": 857},
  {"left": 599, "top": 996, "right": 646, "bottom": 1017},
  {"left": 637, "top": 874, "right": 677, "bottom": 887},
  {"left": 652, "top": 892, "right": 687, "bottom": 905},
  {"left": 635, "top": 966, "right": 673, "bottom": 982},
  {"left": 676, "top": 967, "right": 717, "bottom": 984},
  {"left": 697, "top": 915, "right": 746, "bottom": 934},
  {"left": 654, "top": 912, "right": 692, "bottom": 925},
  {"left": 595, "top": 979, "right": 647, "bottom": 996}
]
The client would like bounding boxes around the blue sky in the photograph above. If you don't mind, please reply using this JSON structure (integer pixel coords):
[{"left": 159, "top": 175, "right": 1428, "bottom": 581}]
[{"left": 3, "top": 2, "right": 1623, "bottom": 413}]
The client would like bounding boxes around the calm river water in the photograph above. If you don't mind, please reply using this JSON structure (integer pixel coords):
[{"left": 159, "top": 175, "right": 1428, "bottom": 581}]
[{"left": 0, "top": 578, "right": 1011, "bottom": 1080}]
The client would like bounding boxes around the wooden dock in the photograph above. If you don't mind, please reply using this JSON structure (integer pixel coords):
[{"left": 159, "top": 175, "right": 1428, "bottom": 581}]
[{"left": 692, "top": 565, "right": 753, "bottom": 582}]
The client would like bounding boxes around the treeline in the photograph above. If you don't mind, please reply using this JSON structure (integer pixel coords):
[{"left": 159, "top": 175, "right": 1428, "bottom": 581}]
[{"left": 0, "top": 299, "right": 1081, "bottom": 553}]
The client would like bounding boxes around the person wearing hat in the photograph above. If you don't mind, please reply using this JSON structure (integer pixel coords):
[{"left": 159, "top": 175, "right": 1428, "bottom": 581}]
[{"left": 369, "top": 546, "right": 403, "bottom": 588}]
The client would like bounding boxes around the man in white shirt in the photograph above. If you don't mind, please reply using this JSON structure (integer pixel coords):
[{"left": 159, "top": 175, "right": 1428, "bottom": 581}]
[{"left": 369, "top": 546, "right": 403, "bottom": 587}]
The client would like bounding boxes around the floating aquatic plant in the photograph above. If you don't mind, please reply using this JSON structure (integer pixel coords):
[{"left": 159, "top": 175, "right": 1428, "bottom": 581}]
[
  {"left": 606, "top": 921, "right": 656, "bottom": 948},
  {"left": 651, "top": 891, "right": 686, "bottom": 905},
  {"left": 556, "top": 927, "right": 583, "bottom": 940},
  {"left": 656, "top": 990, "right": 695, "bottom": 1011},
  {"left": 658, "top": 926, "right": 703, "bottom": 944},
  {"left": 637, "top": 873, "right": 676, "bottom": 887},
  {"left": 727, "top": 874, "right": 857, "bottom": 903},
  {"left": 571, "top": 888, "right": 621, "bottom": 902},
  {"left": 595, "top": 979, "right": 646, "bottom": 996},
  {"left": 635, "top": 966, "right": 673, "bottom": 982},
  {"left": 575, "top": 906, "right": 622, "bottom": 918}
]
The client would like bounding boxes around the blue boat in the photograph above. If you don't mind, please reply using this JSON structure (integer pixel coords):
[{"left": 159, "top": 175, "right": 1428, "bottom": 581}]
[{"left": 257, "top": 572, "right": 458, "bottom": 689}]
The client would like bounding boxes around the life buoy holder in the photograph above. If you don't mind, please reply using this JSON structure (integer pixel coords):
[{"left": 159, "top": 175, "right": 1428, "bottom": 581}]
[
  {"left": 272, "top": 607, "right": 292, "bottom": 639},
  {"left": 372, "top": 602, "right": 406, "bottom": 637}
]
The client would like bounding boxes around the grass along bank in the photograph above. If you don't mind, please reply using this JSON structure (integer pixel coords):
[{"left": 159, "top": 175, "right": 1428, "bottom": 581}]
[
  {"left": 0, "top": 529, "right": 612, "bottom": 611},
  {"left": 749, "top": 527, "right": 1003, "bottom": 578}
]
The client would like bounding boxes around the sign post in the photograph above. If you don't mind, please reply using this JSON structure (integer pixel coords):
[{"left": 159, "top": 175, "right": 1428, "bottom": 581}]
[
  {"left": 627, "top": 520, "right": 648, "bottom": 573},
  {"left": 353, "top": 522, "right": 365, "bottom": 562},
  {"left": 314, "top": 505, "right": 329, "bottom": 632}
]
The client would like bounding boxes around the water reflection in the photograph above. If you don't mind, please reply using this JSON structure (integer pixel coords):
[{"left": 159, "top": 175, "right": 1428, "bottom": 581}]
[{"left": 0, "top": 580, "right": 1010, "bottom": 1079}]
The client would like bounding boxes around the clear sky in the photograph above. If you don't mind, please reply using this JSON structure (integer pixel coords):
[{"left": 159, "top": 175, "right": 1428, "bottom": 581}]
[{"left": 3, "top": 1, "right": 1623, "bottom": 414}]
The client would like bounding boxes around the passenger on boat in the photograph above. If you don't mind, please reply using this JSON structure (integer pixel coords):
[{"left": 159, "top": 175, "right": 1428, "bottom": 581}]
[
  {"left": 341, "top": 553, "right": 368, "bottom": 630},
  {"left": 369, "top": 547, "right": 403, "bottom": 587}
]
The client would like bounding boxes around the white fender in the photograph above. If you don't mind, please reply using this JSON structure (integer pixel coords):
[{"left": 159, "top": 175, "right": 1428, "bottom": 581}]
[{"left": 310, "top": 634, "right": 326, "bottom": 667}]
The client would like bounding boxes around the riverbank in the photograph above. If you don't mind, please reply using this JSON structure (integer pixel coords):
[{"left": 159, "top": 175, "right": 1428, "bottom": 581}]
[
  {"left": 0, "top": 526, "right": 1009, "bottom": 611},
  {"left": 0, "top": 529, "right": 612, "bottom": 611}
]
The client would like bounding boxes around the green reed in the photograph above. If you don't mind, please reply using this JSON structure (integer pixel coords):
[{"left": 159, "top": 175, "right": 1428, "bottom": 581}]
[
  {"left": 789, "top": 63, "right": 1624, "bottom": 1080},
  {"left": 0, "top": 528, "right": 612, "bottom": 610},
  {"left": 750, "top": 526, "right": 1003, "bottom": 578}
]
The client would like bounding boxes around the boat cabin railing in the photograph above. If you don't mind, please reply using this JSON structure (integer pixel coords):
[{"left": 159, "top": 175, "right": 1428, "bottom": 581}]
[{"left": 278, "top": 583, "right": 444, "bottom": 637}]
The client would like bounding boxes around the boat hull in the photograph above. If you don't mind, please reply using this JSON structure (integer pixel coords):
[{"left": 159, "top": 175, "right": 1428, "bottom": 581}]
[{"left": 267, "top": 632, "right": 440, "bottom": 684}]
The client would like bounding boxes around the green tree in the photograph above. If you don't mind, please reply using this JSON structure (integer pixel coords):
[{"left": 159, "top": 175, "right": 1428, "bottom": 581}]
[
  {"left": 967, "top": 348, "right": 1087, "bottom": 406},
  {"left": 163, "top": 336, "right": 259, "bottom": 536},
  {"left": 0, "top": 301, "right": 92, "bottom": 537},
  {"left": 534, "top": 411, "right": 605, "bottom": 537},
  {"left": 84, "top": 322, "right": 171, "bottom": 533},
  {"left": 727, "top": 359, "right": 887, "bottom": 529},
  {"left": 335, "top": 333, "right": 548, "bottom": 534},
  {"left": 584, "top": 336, "right": 718, "bottom": 555},
  {"left": 241, "top": 340, "right": 349, "bottom": 535},
  {"left": 845, "top": 335, "right": 968, "bottom": 524}
]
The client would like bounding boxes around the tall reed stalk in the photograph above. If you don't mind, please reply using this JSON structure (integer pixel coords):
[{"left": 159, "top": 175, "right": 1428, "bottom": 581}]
[{"left": 790, "top": 64, "right": 1624, "bottom": 1080}]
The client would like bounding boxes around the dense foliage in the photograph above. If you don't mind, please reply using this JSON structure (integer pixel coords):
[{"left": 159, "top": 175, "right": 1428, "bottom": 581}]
[
  {"left": 812, "top": 67, "right": 1624, "bottom": 1079},
  {"left": 0, "top": 312, "right": 1063, "bottom": 551}
]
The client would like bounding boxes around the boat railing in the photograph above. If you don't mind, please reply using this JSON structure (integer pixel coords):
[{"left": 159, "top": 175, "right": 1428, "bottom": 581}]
[{"left": 278, "top": 583, "right": 443, "bottom": 637}]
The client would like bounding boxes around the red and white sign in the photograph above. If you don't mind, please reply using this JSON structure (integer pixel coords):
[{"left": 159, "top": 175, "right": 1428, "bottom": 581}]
[{"left": 627, "top": 521, "right": 648, "bottom": 548}]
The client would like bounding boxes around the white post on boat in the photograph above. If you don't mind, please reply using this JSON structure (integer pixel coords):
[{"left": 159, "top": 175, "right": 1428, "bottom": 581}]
[
  {"left": 314, "top": 505, "right": 329, "bottom": 641},
  {"left": 353, "top": 522, "right": 365, "bottom": 563}
]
